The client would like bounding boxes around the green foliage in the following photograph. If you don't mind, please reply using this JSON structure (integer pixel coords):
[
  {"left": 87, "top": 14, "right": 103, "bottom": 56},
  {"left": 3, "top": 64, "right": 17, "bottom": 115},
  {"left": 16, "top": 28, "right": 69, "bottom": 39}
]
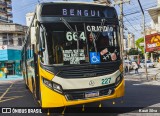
[
  {"left": 135, "top": 37, "right": 144, "bottom": 54},
  {"left": 127, "top": 48, "right": 138, "bottom": 55}
]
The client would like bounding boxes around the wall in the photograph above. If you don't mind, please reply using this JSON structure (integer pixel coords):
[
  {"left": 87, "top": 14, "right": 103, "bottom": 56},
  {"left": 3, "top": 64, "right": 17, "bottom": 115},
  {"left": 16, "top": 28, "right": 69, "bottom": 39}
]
[{"left": 0, "top": 49, "right": 8, "bottom": 61}]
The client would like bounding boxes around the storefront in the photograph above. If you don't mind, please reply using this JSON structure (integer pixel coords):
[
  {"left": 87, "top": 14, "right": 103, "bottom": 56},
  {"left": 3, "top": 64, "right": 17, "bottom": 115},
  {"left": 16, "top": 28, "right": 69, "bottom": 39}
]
[{"left": 0, "top": 45, "right": 22, "bottom": 76}]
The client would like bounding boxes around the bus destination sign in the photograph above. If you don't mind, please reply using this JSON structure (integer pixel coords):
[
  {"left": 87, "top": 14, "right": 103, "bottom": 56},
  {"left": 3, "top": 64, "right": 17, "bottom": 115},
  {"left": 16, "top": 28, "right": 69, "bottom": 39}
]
[
  {"left": 62, "top": 9, "right": 100, "bottom": 17},
  {"left": 41, "top": 4, "right": 116, "bottom": 18}
]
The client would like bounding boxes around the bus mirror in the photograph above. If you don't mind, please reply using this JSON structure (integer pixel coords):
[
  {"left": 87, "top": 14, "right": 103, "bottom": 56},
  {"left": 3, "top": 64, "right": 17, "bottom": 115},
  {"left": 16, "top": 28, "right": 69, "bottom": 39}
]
[{"left": 31, "top": 27, "right": 37, "bottom": 44}]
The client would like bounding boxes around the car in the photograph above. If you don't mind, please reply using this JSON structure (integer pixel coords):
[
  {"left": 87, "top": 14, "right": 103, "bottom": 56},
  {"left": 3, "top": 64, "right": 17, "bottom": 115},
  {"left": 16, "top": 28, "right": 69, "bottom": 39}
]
[
  {"left": 124, "top": 60, "right": 133, "bottom": 70},
  {"left": 146, "top": 60, "right": 154, "bottom": 68},
  {"left": 141, "top": 60, "right": 154, "bottom": 68}
]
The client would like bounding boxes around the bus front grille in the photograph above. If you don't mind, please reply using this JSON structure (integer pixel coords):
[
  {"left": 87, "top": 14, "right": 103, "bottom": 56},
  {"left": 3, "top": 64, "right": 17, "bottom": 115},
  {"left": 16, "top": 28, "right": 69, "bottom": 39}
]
[
  {"left": 57, "top": 62, "right": 120, "bottom": 78},
  {"left": 64, "top": 88, "right": 114, "bottom": 101}
]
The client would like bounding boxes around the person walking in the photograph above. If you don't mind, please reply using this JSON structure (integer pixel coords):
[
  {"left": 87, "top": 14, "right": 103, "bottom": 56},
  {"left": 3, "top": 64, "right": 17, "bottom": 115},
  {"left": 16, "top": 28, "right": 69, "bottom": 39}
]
[
  {"left": 133, "top": 62, "right": 139, "bottom": 74},
  {"left": 4, "top": 67, "right": 8, "bottom": 78}
]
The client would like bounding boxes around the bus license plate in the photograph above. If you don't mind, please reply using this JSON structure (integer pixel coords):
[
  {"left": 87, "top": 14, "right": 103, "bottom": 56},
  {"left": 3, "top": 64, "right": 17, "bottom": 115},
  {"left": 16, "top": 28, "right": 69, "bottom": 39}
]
[{"left": 85, "top": 91, "right": 99, "bottom": 98}]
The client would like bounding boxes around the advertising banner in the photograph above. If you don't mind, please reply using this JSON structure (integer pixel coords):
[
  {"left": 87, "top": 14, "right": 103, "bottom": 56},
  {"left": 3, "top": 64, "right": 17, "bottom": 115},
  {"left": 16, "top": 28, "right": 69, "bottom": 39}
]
[{"left": 145, "top": 33, "right": 160, "bottom": 52}]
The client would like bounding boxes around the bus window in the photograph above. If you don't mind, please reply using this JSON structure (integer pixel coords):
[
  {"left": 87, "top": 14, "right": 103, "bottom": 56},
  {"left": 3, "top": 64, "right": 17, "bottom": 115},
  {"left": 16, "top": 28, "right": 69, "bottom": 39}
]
[{"left": 42, "top": 23, "right": 120, "bottom": 65}]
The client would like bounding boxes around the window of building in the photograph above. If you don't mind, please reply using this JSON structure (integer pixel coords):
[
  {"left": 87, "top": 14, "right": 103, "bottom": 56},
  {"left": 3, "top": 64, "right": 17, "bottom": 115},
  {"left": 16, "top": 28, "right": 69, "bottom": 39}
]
[
  {"left": 2, "top": 34, "right": 14, "bottom": 45},
  {"left": 18, "top": 38, "right": 22, "bottom": 46},
  {"left": 8, "top": 34, "right": 13, "bottom": 45},
  {"left": 3, "top": 37, "right": 7, "bottom": 45}
]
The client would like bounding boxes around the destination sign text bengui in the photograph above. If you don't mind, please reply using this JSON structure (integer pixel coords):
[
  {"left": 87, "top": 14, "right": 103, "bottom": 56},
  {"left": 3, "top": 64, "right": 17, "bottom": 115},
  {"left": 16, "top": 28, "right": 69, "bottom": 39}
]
[{"left": 41, "top": 3, "right": 117, "bottom": 18}]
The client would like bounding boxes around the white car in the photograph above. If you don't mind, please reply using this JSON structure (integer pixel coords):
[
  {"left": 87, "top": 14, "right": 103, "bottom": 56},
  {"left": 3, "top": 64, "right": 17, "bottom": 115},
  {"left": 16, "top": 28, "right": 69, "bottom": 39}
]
[
  {"left": 124, "top": 60, "right": 133, "bottom": 70},
  {"left": 143, "top": 60, "right": 154, "bottom": 68}
]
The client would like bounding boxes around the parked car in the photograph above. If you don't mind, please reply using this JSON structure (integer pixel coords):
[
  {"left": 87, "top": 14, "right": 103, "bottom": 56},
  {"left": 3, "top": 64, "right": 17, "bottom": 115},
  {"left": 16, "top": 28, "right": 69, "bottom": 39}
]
[
  {"left": 140, "top": 60, "right": 154, "bottom": 68},
  {"left": 124, "top": 60, "right": 133, "bottom": 70}
]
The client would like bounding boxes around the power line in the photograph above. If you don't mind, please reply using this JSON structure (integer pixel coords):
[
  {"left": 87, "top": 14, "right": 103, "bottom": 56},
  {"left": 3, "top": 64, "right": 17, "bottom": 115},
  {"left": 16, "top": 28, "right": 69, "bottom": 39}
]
[{"left": 124, "top": 4, "right": 157, "bottom": 16}]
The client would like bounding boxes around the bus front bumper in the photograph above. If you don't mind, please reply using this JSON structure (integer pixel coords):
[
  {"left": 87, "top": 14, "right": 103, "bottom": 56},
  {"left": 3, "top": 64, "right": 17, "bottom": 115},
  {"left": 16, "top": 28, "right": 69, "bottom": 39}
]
[{"left": 41, "top": 79, "right": 125, "bottom": 108}]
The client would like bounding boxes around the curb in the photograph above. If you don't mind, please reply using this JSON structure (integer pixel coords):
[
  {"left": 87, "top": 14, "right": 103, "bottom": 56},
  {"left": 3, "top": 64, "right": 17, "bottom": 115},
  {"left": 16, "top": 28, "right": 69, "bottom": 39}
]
[{"left": 124, "top": 73, "right": 157, "bottom": 82}]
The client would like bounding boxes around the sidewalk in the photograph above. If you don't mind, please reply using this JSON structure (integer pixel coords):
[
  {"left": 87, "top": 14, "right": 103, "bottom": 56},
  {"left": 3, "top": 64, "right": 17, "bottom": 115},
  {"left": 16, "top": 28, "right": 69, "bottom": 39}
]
[
  {"left": 124, "top": 65, "right": 160, "bottom": 83},
  {"left": 0, "top": 75, "right": 23, "bottom": 81}
]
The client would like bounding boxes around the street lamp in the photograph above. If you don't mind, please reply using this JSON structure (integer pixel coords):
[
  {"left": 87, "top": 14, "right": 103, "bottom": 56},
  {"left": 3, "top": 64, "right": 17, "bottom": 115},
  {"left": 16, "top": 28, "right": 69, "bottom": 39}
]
[{"left": 137, "top": 0, "right": 148, "bottom": 80}]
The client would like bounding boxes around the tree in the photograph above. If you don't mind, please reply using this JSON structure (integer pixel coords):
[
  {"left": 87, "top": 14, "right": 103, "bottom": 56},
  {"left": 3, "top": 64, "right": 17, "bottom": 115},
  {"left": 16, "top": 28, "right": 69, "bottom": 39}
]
[
  {"left": 135, "top": 37, "right": 144, "bottom": 54},
  {"left": 127, "top": 48, "right": 138, "bottom": 55}
]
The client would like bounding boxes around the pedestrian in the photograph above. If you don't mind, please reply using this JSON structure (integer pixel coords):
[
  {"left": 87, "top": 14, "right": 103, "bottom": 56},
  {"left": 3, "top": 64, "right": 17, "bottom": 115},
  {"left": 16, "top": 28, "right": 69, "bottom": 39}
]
[
  {"left": 133, "top": 62, "right": 139, "bottom": 74},
  {"left": 4, "top": 67, "right": 8, "bottom": 78}
]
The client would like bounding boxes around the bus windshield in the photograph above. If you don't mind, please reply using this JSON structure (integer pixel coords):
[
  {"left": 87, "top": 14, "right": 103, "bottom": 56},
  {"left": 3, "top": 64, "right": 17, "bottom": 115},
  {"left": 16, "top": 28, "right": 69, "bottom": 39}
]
[{"left": 42, "top": 22, "right": 120, "bottom": 65}]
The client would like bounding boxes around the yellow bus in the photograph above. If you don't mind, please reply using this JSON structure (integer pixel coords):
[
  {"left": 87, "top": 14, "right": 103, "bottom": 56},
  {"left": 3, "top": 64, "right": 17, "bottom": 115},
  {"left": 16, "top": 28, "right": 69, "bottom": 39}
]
[{"left": 21, "top": 2, "right": 124, "bottom": 108}]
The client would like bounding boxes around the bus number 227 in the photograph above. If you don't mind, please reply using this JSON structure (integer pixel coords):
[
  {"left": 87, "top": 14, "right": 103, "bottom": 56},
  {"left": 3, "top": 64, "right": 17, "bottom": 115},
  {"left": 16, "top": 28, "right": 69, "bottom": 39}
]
[{"left": 101, "top": 77, "right": 111, "bottom": 85}]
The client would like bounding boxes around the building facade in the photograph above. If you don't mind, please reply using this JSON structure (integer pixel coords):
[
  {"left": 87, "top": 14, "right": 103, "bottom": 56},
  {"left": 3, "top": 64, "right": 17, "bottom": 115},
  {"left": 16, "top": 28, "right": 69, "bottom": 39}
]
[
  {"left": 127, "top": 33, "right": 135, "bottom": 50},
  {"left": 0, "top": 0, "right": 12, "bottom": 23},
  {"left": 148, "top": 0, "right": 160, "bottom": 34},
  {"left": 26, "top": 12, "right": 34, "bottom": 27},
  {"left": 146, "top": 0, "right": 160, "bottom": 62},
  {"left": 0, "top": 23, "right": 27, "bottom": 76}
]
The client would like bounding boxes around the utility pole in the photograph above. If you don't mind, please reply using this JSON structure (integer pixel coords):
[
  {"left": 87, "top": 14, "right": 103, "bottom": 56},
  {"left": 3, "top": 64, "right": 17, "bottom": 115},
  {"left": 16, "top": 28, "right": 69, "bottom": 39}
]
[
  {"left": 113, "top": 0, "right": 130, "bottom": 74},
  {"left": 137, "top": 0, "right": 148, "bottom": 80}
]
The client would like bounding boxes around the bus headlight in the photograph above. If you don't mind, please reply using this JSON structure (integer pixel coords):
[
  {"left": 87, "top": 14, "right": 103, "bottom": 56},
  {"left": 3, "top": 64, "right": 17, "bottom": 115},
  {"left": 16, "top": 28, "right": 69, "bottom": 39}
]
[
  {"left": 52, "top": 82, "right": 63, "bottom": 93},
  {"left": 42, "top": 77, "right": 63, "bottom": 94},
  {"left": 115, "top": 74, "right": 123, "bottom": 86},
  {"left": 43, "top": 78, "right": 52, "bottom": 89}
]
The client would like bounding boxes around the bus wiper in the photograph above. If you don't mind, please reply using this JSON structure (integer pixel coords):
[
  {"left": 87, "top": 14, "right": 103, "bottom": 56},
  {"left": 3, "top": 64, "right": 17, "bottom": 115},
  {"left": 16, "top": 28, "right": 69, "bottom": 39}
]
[
  {"left": 60, "top": 17, "right": 74, "bottom": 33},
  {"left": 60, "top": 18, "right": 80, "bottom": 55}
]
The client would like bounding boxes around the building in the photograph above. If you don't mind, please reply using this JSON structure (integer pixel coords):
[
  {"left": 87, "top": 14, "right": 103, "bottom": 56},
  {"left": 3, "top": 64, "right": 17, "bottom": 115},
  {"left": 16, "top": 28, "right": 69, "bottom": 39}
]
[
  {"left": 0, "top": 23, "right": 27, "bottom": 75},
  {"left": 26, "top": 12, "right": 34, "bottom": 27},
  {"left": 0, "top": 0, "right": 12, "bottom": 23},
  {"left": 146, "top": 0, "right": 160, "bottom": 62},
  {"left": 148, "top": 0, "right": 160, "bottom": 34},
  {"left": 124, "top": 33, "right": 135, "bottom": 51}
]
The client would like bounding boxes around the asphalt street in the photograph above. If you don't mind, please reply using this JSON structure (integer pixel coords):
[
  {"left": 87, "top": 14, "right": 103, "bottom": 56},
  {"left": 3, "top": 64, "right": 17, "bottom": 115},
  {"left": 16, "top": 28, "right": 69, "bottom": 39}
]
[{"left": 0, "top": 67, "right": 160, "bottom": 116}]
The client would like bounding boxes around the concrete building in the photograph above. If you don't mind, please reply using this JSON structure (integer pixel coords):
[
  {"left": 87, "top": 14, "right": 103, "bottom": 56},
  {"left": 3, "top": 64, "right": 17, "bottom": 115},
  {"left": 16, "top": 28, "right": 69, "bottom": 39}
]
[
  {"left": 124, "top": 33, "right": 135, "bottom": 51},
  {"left": 127, "top": 33, "right": 135, "bottom": 50},
  {"left": 148, "top": 0, "right": 160, "bottom": 34},
  {"left": 146, "top": 0, "right": 160, "bottom": 62},
  {"left": 0, "top": 0, "right": 12, "bottom": 23},
  {"left": 0, "top": 23, "right": 27, "bottom": 76},
  {"left": 26, "top": 12, "right": 34, "bottom": 27}
]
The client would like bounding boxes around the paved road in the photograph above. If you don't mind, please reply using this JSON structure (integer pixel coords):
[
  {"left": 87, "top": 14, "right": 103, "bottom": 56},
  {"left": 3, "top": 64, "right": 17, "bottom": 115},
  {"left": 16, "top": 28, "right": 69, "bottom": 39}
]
[
  {"left": 0, "top": 80, "right": 38, "bottom": 107},
  {"left": 0, "top": 69, "right": 160, "bottom": 116}
]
